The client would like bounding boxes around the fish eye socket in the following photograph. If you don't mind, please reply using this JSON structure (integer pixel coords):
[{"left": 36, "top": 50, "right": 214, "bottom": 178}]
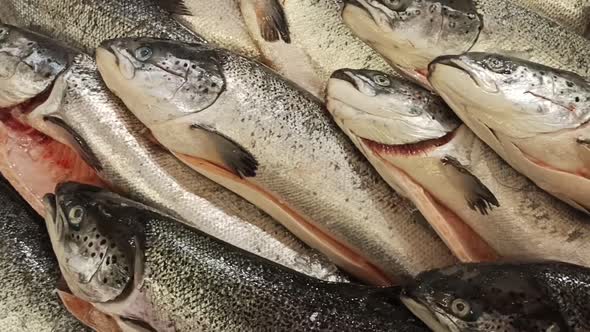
[
  {"left": 481, "top": 57, "right": 513, "bottom": 74},
  {"left": 373, "top": 74, "right": 391, "bottom": 87},
  {"left": 451, "top": 298, "right": 471, "bottom": 317},
  {"left": 68, "top": 206, "right": 85, "bottom": 226},
  {"left": 134, "top": 46, "right": 153, "bottom": 61}
]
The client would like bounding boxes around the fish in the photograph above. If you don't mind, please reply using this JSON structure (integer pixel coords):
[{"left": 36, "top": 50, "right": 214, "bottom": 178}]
[
  {"left": 0, "top": 24, "right": 134, "bottom": 331},
  {"left": 96, "top": 37, "right": 457, "bottom": 285},
  {"left": 239, "top": 0, "right": 397, "bottom": 97},
  {"left": 0, "top": 23, "right": 102, "bottom": 214},
  {"left": 44, "top": 182, "right": 431, "bottom": 332},
  {"left": 428, "top": 52, "right": 590, "bottom": 212},
  {"left": 0, "top": 0, "right": 205, "bottom": 54},
  {"left": 401, "top": 262, "right": 590, "bottom": 332},
  {"left": 512, "top": 0, "right": 590, "bottom": 36},
  {"left": 26, "top": 49, "right": 347, "bottom": 282},
  {"left": 0, "top": 173, "right": 91, "bottom": 331},
  {"left": 155, "top": 0, "right": 262, "bottom": 59},
  {"left": 326, "top": 68, "right": 590, "bottom": 269},
  {"left": 341, "top": 0, "right": 590, "bottom": 89}
]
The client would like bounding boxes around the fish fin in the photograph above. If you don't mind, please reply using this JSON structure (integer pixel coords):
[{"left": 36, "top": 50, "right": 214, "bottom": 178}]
[
  {"left": 155, "top": 0, "right": 191, "bottom": 15},
  {"left": 441, "top": 155, "right": 499, "bottom": 215},
  {"left": 190, "top": 124, "right": 259, "bottom": 178},
  {"left": 254, "top": 0, "right": 291, "bottom": 43},
  {"left": 43, "top": 116, "right": 103, "bottom": 172}
]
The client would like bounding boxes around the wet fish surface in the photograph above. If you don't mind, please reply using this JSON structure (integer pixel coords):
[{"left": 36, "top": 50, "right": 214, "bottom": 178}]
[
  {"left": 401, "top": 262, "right": 590, "bottom": 332},
  {"left": 27, "top": 50, "right": 347, "bottom": 282},
  {"left": 341, "top": 0, "right": 590, "bottom": 89},
  {"left": 239, "top": 0, "right": 396, "bottom": 97},
  {"left": 511, "top": 0, "right": 590, "bottom": 36},
  {"left": 0, "top": 0, "right": 205, "bottom": 53},
  {"left": 326, "top": 68, "right": 590, "bottom": 268},
  {"left": 0, "top": 174, "right": 90, "bottom": 331},
  {"left": 0, "top": 24, "right": 102, "bottom": 214},
  {"left": 429, "top": 52, "right": 590, "bottom": 212},
  {"left": 96, "top": 37, "right": 457, "bottom": 285},
  {"left": 156, "top": 0, "right": 262, "bottom": 59},
  {"left": 45, "top": 183, "right": 431, "bottom": 332}
]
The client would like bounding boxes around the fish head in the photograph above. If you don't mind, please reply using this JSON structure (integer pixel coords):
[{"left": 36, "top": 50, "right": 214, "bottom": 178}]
[
  {"left": 401, "top": 263, "right": 566, "bottom": 332},
  {"left": 342, "top": 0, "right": 481, "bottom": 86},
  {"left": 326, "top": 68, "right": 460, "bottom": 147},
  {"left": 0, "top": 24, "right": 76, "bottom": 107},
  {"left": 429, "top": 52, "right": 590, "bottom": 137},
  {"left": 43, "top": 182, "right": 141, "bottom": 304},
  {"left": 96, "top": 37, "right": 225, "bottom": 126}
]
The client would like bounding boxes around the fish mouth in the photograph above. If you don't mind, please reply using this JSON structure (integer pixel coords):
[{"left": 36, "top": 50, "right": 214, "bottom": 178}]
[
  {"left": 330, "top": 70, "right": 358, "bottom": 89},
  {"left": 401, "top": 296, "right": 451, "bottom": 332},
  {"left": 360, "top": 131, "right": 457, "bottom": 156}
]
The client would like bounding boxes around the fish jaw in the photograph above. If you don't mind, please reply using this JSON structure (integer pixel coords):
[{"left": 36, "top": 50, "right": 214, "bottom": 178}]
[
  {"left": 326, "top": 72, "right": 498, "bottom": 262},
  {"left": 400, "top": 296, "right": 451, "bottom": 332}
]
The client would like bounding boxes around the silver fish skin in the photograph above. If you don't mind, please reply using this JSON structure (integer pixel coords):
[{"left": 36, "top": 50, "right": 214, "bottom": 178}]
[
  {"left": 44, "top": 183, "right": 430, "bottom": 332},
  {"left": 239, "top": 0, "right": 397, "bottom": 98},
  {"left": 96, "top": 38, "right": 457, "bottom": 285},
  {"left": 156, "top": 0, "right": 262, "bottom": 59},
  {"left": 428, "top": 52, "right": 590, "bottom": 212},
  {"left": 0, "top": 174, "right": 90, "bottom": 331},
  {"left": 512, "top": 0, "right": 590, "bottom": 36},
  {"left": 0, "top": 0, "right": 205, "bottom": 54},
  {"left": 0, "top": 24, "right": 77, "bottom": 108},
  {"left": 26, "top": 52, "right": 346, "bottom": 283},
  {"left": 326, "top": 69, "right": 590, "bottom": 268},
  {"left": 401, "top": 262, "right": 590, "bottom": 332},
  {"left": 341, "top": 0, "right": 590, "bottom": 89}
]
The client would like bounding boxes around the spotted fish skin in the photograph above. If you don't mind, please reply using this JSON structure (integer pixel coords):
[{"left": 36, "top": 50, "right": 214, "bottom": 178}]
[
  {"left": 341, "top": 0, "right": 590, "bottom": 89},
  {"left": 402, "top": 262, "right": 590, "bottom": 332},
  {"left": 46, "top": 184, "right": 430, "bottom": 332},
  {"left": 0, "top": 175, "right": 89, "bottom": 331},
  {"left": 96, "top": 38, "right": 458, "bottom": 285},
  {"left": 0, "top": 0, "right": 205, "bottom": 53}
]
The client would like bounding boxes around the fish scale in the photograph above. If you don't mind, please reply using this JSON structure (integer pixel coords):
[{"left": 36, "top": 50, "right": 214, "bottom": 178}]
[
  {"left": 471, "top": 0, "right": 590, "bottom": 77},
  {"left": 0, "top": 0, "right": 205, "bottom": 53},
  {"left": 0, "top": 174, "right": 89, "bottom": 332},
  {"left": 509, "top": 0, "right": 590, "bottom": 36}
]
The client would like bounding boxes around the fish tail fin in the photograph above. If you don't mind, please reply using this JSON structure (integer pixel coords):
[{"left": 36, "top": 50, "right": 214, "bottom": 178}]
[{"left": 253, "top": 0, "right": 291, "bottom": 43}]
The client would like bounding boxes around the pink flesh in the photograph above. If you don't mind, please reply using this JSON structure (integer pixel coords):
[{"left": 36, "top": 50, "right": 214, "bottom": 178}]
[
  {"left": 0, "top": 104, "right": 103, "bottom": 215},
  {"left": 0, "top": 101, "right": 114, "bottom": 331}
]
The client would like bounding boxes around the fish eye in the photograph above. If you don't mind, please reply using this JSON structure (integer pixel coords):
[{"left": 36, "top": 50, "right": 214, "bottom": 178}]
[
  {"left": 373, "top": 74, "right": 391, "bottom": 87},
  {"left": 68, "top": 206, "right": 85, "bottom": 226},
  {"left": 451, "top": 298, "right": 471, "bottom": 317},
  {"left": 482, "top": 57, "right": 514, "bottom": 74},
  {"left": 134, "top": 46, "right": 153, "bottom": 61}
]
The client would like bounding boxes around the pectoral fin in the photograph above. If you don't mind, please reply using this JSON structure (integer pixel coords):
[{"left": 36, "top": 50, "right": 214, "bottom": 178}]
[
  {"left": 155, "top": 0, "right": 191, "bottom": 15},
  {"left": 190, "top": 124, "right": 258, "bottom": 178},
  {"left": 441, "top": 155, "right": 499, "bottom": 215},
  {"left": 253, "top": 0, "right": 291, "bottom": 43}
]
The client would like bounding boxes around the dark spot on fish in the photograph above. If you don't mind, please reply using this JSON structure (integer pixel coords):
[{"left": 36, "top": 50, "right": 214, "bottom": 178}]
[
  {"left": 100, "top": 253, "right": 104, "bottom": 259},
  {"left": 575, "top": 97, "right": 580, "bottom": 102},
  {"left": 103, "top": 277, "right": 108, "bottom": 283},
  {"left": 100, "top": 239, "right": 106, "bottom": 245},
  {"left": 91, "top": 252, "right": 96, "bottom": 257},
  {"left": 83, "top": 236, "right": 88, "bottom": 242},
  {"left": 88, "top": 242, "right": 93, "bottom": 247},
  {"left": 566, "top": 81, "right": 574, "bottom": 87}
]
